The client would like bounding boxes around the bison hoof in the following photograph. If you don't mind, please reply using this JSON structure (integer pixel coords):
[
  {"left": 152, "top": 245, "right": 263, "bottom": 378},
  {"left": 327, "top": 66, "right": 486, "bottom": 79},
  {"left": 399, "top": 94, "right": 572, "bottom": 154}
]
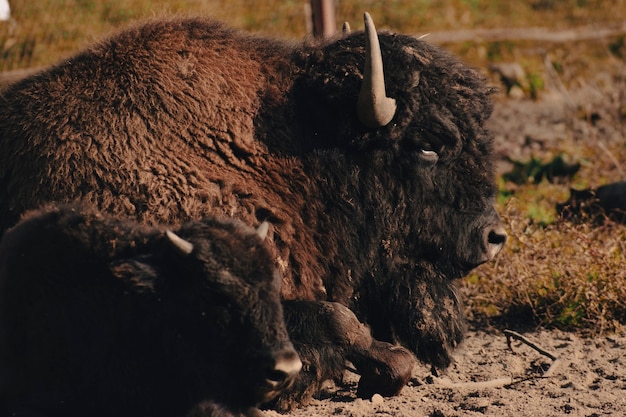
[{"left": 355, "top": 341, "right": 417, "bottom": 399}]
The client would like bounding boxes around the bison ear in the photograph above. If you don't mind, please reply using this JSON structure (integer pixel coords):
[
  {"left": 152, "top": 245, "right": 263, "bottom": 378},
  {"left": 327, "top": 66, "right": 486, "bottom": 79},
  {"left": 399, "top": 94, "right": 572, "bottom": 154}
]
[
  {"left": 357, "top": 12, "right": 397, "bottom": 128},
  {"left": 166, "top": 230, "right": 194, "bottom": 256},
  {"left": 256, "top": 221, "right": 270, "bottom": 240}
]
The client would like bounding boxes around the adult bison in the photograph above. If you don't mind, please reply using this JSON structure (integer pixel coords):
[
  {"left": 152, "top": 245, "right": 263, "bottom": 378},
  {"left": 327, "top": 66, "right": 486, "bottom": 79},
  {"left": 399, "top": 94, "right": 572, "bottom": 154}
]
[
  {"left": 557, "top": 181, "right": 626, "bottom": 224},
  {"left": 0, "top": 11, "right": 506, "bottom": 394},
  {"left": 0, "top": 203, "right": 302, "bottom": 417}
]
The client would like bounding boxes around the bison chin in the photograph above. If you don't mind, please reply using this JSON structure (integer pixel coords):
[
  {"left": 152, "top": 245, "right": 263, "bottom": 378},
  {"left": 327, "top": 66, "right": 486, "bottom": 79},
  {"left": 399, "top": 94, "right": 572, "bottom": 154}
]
[{"left": 361, "top": 264, "right": 465, "bottom": 369}]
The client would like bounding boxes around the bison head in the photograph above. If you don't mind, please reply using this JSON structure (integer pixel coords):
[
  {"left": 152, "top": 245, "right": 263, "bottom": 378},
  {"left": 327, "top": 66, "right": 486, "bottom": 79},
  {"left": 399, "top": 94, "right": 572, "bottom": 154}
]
[
  {"left": 292, "top": 13, "right": 506, "bottom": 368},
  {"left": 160, "top": 219, "right": 301, "bottom": 409}
]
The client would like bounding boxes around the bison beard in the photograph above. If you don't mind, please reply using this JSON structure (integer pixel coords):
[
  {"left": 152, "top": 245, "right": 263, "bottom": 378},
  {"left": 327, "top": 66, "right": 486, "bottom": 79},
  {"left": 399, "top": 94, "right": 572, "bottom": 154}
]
[{"left": 0, "top": 13, "right": 505, "bottom": 407}]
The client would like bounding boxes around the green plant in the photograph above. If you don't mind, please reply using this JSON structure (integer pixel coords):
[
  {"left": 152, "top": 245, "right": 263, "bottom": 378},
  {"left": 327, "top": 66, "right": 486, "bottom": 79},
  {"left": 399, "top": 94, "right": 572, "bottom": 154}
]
[{"left": 503, "top": 154, "right": 580, "bottom": 185}]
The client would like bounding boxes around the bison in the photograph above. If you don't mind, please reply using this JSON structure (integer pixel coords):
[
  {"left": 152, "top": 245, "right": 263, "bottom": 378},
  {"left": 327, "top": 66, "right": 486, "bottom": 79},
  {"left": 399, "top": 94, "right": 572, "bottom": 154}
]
[
  {"left": 0, "top": 12, "right": 506, "bottom": 402},
  {"left": 557, "top": 181, "right": 626, "bottom": 224},
  {"left": 0, "top": 204, "right": 302, "bottom": 417}
]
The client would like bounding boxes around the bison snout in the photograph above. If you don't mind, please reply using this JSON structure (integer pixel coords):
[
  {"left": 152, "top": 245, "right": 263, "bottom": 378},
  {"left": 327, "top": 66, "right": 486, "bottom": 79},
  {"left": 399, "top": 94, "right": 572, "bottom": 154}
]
[
  {"left": 255, "top": 345, "right": 302, "bottom": 404},
  {"left": 266, "top": 348, "right": 302, "bottom": 390},
  {"left": 484, "top": 224, "right": 507, "bottom": 260}
]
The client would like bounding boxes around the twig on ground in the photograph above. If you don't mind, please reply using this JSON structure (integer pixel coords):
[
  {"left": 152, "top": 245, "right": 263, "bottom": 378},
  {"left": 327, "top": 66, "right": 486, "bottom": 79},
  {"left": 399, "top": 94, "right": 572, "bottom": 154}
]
[
  {"left": 430, "top": 373, "right": 555, "bottom": 389},
  {"left": 426, "top": 330, "right": 562, "bottom": 390},
  {"left": 430, "top": 376, "right": 515, "bottom": 389},
  {"left": 504, "top": 329, "right": 562, "bottom": 377},
  {"left": 504, "top": 329, "right": 558, "bottom": 360}
]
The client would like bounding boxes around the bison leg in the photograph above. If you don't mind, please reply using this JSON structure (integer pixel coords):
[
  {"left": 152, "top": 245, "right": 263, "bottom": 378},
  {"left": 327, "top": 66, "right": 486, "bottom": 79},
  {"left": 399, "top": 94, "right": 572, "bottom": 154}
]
[
  {"left": 271, "top": 301, "right": 416, "bottom": 410},
  {"left": 350, "top": 339, "right": 417, "bottom": 399}
]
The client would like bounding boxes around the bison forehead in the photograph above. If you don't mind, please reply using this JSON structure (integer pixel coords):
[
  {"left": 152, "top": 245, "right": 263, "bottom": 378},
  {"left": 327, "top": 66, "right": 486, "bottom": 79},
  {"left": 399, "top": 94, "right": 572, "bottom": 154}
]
[
  {"left": 400, "top": 44, "right": 433, "bottom": 67},
  {"left": 385, "top": 35, "right": 494, "bottom": 124},
  {"left": 293, "top": 30, "right": 493, "bottom": 159},
  {"left": 175, "top": 218, "right": 278, "bottom": 286}
]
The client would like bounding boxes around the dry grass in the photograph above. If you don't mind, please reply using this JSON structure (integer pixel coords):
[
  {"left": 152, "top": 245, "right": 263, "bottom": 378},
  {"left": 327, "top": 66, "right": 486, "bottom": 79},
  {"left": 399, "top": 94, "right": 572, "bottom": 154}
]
[
  {"left": 2, "top": 0, "right": 626, "bottom": 334},
  {"left": 466, "top": 121, "right": 626, "bottom": 333},
  {"left": 466, "top": 199, "right": 626, "bottom": 333}
]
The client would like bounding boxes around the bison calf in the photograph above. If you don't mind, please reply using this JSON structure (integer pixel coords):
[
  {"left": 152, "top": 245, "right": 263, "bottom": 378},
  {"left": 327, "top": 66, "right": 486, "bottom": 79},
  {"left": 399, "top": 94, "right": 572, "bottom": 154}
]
[{"left": 0, "top": 204, "right": 301, "bottom": 417}]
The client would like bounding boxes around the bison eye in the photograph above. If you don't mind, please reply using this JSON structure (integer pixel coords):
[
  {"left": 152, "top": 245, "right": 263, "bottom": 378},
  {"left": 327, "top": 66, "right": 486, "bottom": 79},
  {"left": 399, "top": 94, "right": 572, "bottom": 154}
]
[{"left": 419, "top": 149, "right": 439, "bottom": 163}]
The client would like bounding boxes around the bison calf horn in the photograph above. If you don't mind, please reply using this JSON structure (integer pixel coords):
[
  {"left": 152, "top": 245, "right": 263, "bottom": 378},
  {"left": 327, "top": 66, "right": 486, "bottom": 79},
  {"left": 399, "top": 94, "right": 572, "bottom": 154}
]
[
  {"left": 166, "top": 230, "right": 194, "bottom": 256},
  {"left": 357, "top": 12, "right": 397, "bottom": 128}
]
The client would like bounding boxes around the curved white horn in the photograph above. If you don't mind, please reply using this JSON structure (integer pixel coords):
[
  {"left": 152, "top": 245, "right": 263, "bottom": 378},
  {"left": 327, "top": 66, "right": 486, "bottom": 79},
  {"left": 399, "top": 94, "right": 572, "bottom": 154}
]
[
  {"left": 342, "top": 21, "right": 351, "bottom": 34},
  {"left": 166, "top": 230, "right": 194, "bottom": 256},
  {"left": 357, "top": 12, "right": 397, "bottom": 128}
]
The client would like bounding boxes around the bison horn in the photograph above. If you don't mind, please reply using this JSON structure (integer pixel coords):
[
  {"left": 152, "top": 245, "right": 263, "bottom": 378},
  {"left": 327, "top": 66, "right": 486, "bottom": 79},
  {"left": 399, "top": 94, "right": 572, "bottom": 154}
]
[
  {"left": 342, "top": 21, "right": 351, "bottom": 34},
  {"left": 256, "top": 221, "right": 269, "bottom": 240},
  {"left": 166, "top": 230, "right": 194, "bottom": 256},
  {"left": 357, "top": 12, "right": 397, "bottom": 128}
]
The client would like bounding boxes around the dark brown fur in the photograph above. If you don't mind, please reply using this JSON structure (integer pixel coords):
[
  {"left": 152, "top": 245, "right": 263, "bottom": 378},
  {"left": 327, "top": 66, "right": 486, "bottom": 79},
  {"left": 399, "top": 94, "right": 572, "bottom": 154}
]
[{"left": 278, "top": 301, "right": 416, "bottom": 409}]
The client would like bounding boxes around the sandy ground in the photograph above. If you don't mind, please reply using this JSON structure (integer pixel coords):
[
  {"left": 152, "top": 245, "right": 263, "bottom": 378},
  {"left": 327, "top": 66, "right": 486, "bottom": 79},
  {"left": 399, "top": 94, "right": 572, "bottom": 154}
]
[{"left": 265, "top": 327, "right": 626, "bottom": 417}]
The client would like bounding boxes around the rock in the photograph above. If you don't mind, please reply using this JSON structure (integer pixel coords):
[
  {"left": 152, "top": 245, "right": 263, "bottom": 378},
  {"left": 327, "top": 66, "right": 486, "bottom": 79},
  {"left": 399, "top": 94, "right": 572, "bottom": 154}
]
[{"left": 371, "top": 394, "right": 384, "bottom": 404}]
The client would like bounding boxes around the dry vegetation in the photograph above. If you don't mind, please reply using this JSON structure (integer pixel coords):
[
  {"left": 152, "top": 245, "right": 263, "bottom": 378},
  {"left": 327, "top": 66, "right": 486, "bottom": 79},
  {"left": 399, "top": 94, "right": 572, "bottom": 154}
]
[
  {"left": 3, "top": 0, "right": 626, "bottom": 71},
  {"left": 2, "top": 0, "right": 626, "bottom": 335},
  {"left": 467, "top": 90, "right": 626, "bottom": 333},
  {"left": 467, "top": 198, "right": 626, "bottom": 333}
]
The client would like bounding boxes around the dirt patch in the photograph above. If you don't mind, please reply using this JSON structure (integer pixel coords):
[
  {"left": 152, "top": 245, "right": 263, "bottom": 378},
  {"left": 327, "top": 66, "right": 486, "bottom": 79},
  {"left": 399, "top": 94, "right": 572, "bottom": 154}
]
[{"left": 489, "top": 86, "right": 626, "bottom": 177}]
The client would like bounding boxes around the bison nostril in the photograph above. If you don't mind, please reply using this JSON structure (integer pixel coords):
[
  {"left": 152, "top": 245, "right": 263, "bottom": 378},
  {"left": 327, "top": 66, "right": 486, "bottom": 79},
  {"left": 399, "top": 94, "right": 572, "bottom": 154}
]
[
  {"left": 486, "top": 225, "right": 507, "bottom": 259},
  {"left": 266, "top": 352, "right": 302, "bottom": 387},
  {"left": 488, "top": 229, "right": 507, "bottom": 245},
  {"left": 266, "top": 369, "right": 289, "bottom": 385}
]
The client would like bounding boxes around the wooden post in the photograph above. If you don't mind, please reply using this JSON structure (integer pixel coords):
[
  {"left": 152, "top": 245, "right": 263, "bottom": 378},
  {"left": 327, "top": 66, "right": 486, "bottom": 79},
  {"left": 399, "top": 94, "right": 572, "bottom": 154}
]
[
  {"left": 309, "top": 0, "right": 336, "bottom": 38},
  {"left": 0, "top": 0, "right": 10, "bottom": 21}
]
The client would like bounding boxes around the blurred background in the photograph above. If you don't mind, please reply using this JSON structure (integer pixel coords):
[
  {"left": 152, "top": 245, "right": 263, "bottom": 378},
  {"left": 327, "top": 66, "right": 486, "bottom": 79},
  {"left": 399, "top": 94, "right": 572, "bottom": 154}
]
[{"left": 1, "top": 0, "right": 625, "bottom": 71}]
